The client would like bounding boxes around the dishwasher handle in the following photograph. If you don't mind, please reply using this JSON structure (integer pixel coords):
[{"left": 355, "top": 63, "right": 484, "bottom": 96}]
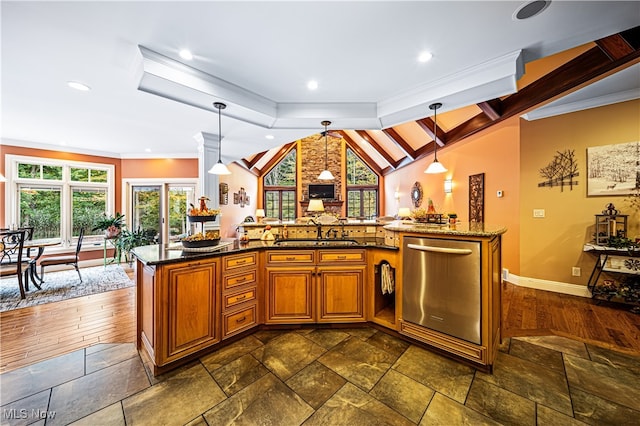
[{"left": 407, "top": 243, "right": 472, "bottom": 255}]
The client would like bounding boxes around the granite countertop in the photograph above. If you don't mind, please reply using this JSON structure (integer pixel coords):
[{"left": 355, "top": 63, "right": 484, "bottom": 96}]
[
  {"left": 132, "top": 237, "right": 394, "bottom": 266},
  {"left": 383, "top": 222, "right": 507, "bottom": 237}
]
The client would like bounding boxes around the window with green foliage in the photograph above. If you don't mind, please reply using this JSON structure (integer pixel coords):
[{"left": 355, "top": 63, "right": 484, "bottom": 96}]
[
  {"left": 346, "top": 148, "right": 379, "bottom": 219},
  {"left": 263, "top": 149, "right": 297, "bottom": 221},
  {"left": 8, "top": 156, "right": 114, "bottom": 247}
]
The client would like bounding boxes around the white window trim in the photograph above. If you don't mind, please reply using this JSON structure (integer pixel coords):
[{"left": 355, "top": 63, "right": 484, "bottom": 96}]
[
  {"left": 122, "top": 178, "right": 199, "bottom": 244},
  {"left": 4, "top": 154, "right": 115, "bottom": 249}
]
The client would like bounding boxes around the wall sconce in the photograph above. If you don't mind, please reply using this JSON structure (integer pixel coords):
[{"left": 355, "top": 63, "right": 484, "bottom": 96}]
[
  {"left": 444, "top": 179, "right": 453, "bottom": 194},
  {"left": 394, "top": 189, "right": 400, "bottom": 201}
]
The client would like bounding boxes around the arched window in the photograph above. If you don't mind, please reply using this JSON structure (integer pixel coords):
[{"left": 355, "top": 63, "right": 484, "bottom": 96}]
[
  {"left": 346, "top": 148, "right": 379, "bottom": 219},
  {"left": 263, "top": 149, "right": 297, "bottom": 221}
]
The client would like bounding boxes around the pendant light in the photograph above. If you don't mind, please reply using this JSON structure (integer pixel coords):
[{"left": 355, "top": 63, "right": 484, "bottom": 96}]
[
  {"left": 424, "top": 102, "right": 447, "bottom": 174},
  {"left": 318, "top": 120, "right": 335, "bottom": 180},
  {"left": 208, "top": 102, "right": 231, "bottom": 175}
]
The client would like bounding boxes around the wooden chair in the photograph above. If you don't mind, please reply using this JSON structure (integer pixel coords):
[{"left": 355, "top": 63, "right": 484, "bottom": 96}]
[
  {"left": 40, "top": 228, "right": 84, "bottom": 283},
  {"left": 0, "top": 229, "right": 29, "bottom": 299}
]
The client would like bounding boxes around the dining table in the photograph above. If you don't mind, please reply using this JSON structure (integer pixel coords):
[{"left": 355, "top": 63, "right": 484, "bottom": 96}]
[{"left": 23, "top": 239, "right": 61, "bottom": 289}]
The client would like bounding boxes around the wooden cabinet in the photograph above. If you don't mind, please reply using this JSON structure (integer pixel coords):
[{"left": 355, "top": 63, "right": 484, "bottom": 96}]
[
  {"left": 137, "top": 258, "right": 221, "bottom": 370},
  {"left": 265, "top": 249, "right": 366, "bottom": 324},
  {"left": 317, "top": 249, "right": 366, "bottom": 322},
  {"left": 221, "top": 252, "right": 259, "bottom": 338}
]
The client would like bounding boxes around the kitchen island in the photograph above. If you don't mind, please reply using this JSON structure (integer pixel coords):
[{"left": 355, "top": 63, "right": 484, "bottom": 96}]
[{"left": 133, "top": 223, "right": 505, "bottom": 374}]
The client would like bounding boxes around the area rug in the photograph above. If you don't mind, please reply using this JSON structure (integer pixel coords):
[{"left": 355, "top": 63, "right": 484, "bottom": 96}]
[{"left": 0, "top": 265, "right": 134, "bottom": 312}]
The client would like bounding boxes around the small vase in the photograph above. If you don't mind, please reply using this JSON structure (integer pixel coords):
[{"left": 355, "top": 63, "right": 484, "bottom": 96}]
[{"left": 105, "top": 226, "right": 120, "bottom": 239}]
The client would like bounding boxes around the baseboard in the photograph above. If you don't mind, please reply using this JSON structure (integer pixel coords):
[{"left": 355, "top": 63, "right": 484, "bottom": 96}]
[
  {"left": 42, "top": 258, "right": 119, "bottom": 273},
  {"left": 505, "top": 273, "right": 591, "bottom": 298}
]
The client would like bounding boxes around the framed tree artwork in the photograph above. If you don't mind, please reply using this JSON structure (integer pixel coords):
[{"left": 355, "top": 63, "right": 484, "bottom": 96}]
[
  {"left": 469, "top": 173, "right": 485, "bottom": 223},
  {"left": 587, "top": 141, "right": 640, "bottom": 196}
]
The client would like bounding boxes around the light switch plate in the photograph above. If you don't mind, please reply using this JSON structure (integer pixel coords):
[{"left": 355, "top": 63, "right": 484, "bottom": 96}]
[{"left": 533, "top": 209, "right": 545, "bottom": 218}]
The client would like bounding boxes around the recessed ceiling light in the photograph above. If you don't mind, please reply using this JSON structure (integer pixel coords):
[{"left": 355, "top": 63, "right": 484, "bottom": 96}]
[
  {"left": 67, "top": 81, "right": 91, "bottom": 91},
  {"left": 145, "top": 148, "right": 151, "bottom": 153},
  {"left": 513, "top": 0, "right": 551, "bottom": 20},
  {"left": 307, "top": 80, "right": 318, "bottom": 90},
  {"left": 265, "top": 135, "right": 274, "bottom": 140},
  {"left": 179, "top": 49, "right": 193, "bottom": 60},
  {"left": 417, "top": 51, "right": 433, "bottom": 63}
]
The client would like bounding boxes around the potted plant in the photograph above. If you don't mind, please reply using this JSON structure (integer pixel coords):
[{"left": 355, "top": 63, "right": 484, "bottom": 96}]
[
  {"left": 114, "top": 226, "right": 155, "bottom": 265},
  {"left": 92, "top": 212, "right": 125, "bottom": 238}
]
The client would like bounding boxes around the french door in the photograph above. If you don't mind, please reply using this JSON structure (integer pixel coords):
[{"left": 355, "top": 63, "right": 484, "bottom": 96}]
[{"left": 126, "top": 181, "right": 197, "bottom": 245}]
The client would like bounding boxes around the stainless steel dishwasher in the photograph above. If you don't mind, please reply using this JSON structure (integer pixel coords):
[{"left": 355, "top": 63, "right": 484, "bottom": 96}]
[{"left": 402, "top": 236, "right": 481, "bottom": 345}]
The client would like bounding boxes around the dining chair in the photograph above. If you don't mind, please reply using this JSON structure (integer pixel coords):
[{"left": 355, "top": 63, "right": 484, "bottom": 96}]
[
  {"left": 40, "top": 228, "right": 84, "bottom": 283},
  {"left": 0, "top": 229, "right": 29, "bottom": 299}
]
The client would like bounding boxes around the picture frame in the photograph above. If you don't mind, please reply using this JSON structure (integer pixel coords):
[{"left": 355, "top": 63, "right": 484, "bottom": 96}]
[
  {"left": 587, "top": 141, "right": 640, "bottom": 196},
  {"left": 469, "top": 173, "right": 484, "bottom": 223}
]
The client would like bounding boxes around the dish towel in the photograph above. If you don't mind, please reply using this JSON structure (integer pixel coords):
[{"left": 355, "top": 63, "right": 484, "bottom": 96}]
[{"left": 381, "top": 262, "right": 395, "bottom": 295}]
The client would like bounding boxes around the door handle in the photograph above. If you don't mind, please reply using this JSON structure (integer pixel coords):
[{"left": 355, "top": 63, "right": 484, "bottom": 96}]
[{"left": 407, "top": 244, "right": 472, "bottom": 255}]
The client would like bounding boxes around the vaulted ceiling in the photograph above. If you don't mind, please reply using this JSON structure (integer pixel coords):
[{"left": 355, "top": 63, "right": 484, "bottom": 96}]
[
  {"left": 2, "top": 2, "right": 638, "bottom": 164},
  {"left": 244, "top": 26, "right": 640, "bottom": 176}
]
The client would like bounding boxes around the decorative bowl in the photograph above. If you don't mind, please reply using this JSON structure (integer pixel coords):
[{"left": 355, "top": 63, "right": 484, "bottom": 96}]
[
  {"left": 188, "top": 215, "right": 218, "bottom": 222},
  {"left": 181, "top": 238, "right": 221, "bottom": 248}
]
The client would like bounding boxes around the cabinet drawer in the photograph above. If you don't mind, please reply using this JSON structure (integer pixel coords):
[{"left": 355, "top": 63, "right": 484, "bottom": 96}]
[
  {"left": 318, "top": 249, "right": 365, "bottom": 263},
  {"left": 223, "top": 252, "right": 257, "bottom": 271},
  {"left": 223, "top": 287, "right": 257, "bottom": 310},
  {"left": 223, "top": 269, "right": 257, "bottom": 291},
  {"left": 223, "top": 305, "right": 257, "bottom": 337},
  {"left": 267, "top": 250, "right": 314, "bottom": 265}
]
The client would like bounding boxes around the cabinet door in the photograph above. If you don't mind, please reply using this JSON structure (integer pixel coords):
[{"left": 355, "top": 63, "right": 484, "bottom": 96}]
[
  {"left": 162, "top": 261, "right": 219, "bottom": 365},
  {"left": 266, "top": 267, "right": 315, "bottom": 323},
  {"left": 318, "top": 266, "right": 366, "bottom": 322}
]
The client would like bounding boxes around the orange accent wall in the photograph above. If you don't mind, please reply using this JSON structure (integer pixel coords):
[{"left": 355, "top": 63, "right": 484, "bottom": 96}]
[
  {"left": 384, "top": 117, "right": 521, "bottom": 275},
  {"left": 0, "top": 144, "right": 123, "bottom": 226},
  {"left": 519, "top": 99, "right": 640, "bottom": 285},
  {"left": 121, "top": 158, "right": 198, "bottom": 179}
]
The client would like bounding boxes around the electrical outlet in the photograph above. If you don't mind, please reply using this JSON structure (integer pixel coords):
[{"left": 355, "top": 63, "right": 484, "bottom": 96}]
[
  {"left": 572, "top": 267, "right": 581, "bottom": 277},
  {"left": 502, "top": 268, "right": 509, "bottom": 280},
  {"left": 533, "top": 209, "right": 545, "bottom": 218}
]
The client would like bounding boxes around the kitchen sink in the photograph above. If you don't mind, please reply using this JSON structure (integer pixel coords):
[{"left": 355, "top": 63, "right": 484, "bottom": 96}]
[{"left": 274, "top": 239, "right": 359, "bottom": 247}]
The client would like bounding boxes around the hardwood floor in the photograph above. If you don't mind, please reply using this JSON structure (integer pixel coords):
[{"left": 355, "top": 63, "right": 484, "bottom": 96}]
[
  {"left": 1, "top": 274, "right": 639, "bottom": 374},
  {"left": 502, "top": 282, "right": 640, "bottom": 355}
]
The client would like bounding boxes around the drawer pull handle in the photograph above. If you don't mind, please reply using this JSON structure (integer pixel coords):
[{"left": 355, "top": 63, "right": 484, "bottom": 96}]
[
  {"left": 236, "top": 317, "right": 246, "bottom": 323},
  {"left": 236, "top": 259, "right": 247, "bottom": 264},
  {"left": 236, "top": 277, "right": 247, "bottom": 282},
  {"left": 236, "top": 294, "right": 247, "bottom": 300},
  {"left": 286, "top": 256, "right": 296, "bottom": 261},
  {"left": 337, "top": 256, "right": 347, "bottom": 260}
]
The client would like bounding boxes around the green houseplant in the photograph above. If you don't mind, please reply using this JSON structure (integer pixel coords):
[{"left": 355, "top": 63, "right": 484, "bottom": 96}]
[
  {"left": 92, "top": 212, "right": 125, "bottom": 238},
  {"left": 113, "top": 226, "right": 155, "bottom": 265}
]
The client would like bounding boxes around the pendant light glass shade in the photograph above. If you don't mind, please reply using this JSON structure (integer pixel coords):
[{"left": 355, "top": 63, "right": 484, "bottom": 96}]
[
  {"left": 318, "top": 120, "right": 334, "bottom": 180},
  {"left": 208, "top": 102, "right": 231, "bottom": 175},
  {"left": 424, "top": 102, "right": 447, "bottom": 174}
]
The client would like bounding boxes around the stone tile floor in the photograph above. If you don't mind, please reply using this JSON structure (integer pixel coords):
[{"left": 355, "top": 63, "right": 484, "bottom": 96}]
[{"left": 1, "top": 326, "right": 639, "bottom": 425}]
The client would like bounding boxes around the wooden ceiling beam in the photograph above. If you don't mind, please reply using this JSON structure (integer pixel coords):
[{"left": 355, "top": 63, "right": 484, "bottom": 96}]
[
  {"left": 338, "top": 131, "right": 385, "bottom": 176},
  {"left": 382, "top": 128, "right": 416, "bottom": 160},
  {"left": 355, "top": 130, "right": 401, "bottom": 168},
  {"left": 244, "top": 150, "right": 268, "bottom": 170},
  {"left": 446, "top": 27, "right": 640, "bottom": 146},
  {"left": 477, "top": 100, "right": 502, "bottom": 121},
  {"left": 415, "top": 117, "right": 446, "bottom": 147},
  {"left": 254, "top": 141, "right": 295, "bottom": 176}
]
